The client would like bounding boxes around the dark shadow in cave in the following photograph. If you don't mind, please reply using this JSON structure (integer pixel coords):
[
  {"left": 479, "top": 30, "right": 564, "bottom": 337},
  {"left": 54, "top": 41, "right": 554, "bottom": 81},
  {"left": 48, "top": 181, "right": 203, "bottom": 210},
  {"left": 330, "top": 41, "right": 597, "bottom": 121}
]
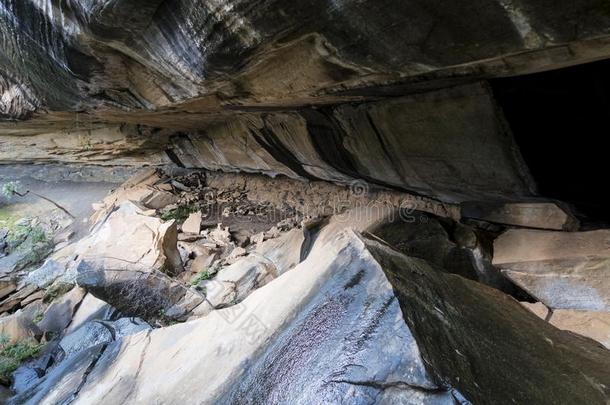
[{"left": 491, "top": 59, "right": 610, "bottom": 228}]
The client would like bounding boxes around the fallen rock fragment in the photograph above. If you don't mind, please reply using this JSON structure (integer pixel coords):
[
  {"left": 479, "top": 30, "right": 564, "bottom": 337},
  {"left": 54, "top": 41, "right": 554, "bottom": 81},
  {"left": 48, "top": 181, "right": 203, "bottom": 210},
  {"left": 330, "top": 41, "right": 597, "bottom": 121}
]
[
  {"left": 89, "top": 168, "right": 164, "bottom": 224},
  {"left": 493, "top": 229, "right": 610, "bottom": 310},
  {"left": 59, "top": 321, "right": 113, "bottom": 356},
  {"left": 461, "top": 201, "right": 579, "bottom": 230},
  {"left": 190, "top": 252, "right": 218, "bottom": 274},
  {"left": 141, "top": 190, "right": 180, "bottom": 210},
  {"left": 0, "top": 311, "right": 41, "bottom": 343},
  {"left": 37, "top": 287, "right": 86, "bottom": 334},
  {"left": 25, "top": 260, "right": 65, "bottom": 289},
  {"left": 209, "top": 224, "right": 232, "bottom": 246},
  {"left": 79, "top": 201, "right": 184, "bottom": 276},
  {"left": 181, "top": 212, "right": 202, "bottom": 234},
  {"left": 199, "top": 255, "right": 277, "bottom": 310}
]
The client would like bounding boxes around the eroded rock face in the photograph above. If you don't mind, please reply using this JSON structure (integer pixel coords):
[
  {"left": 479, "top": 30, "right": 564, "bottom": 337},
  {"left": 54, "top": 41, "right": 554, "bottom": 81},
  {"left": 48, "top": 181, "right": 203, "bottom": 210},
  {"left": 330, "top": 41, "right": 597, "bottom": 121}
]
[
  {"left": 460, "top": 200, "right": 580, "bottom": 230},
  {"left": 2, "top": 0, "right": 610, "bottom": 121},
  {"left": 171, "top": 83, "right": 534, "bottom": 201},
  {"left": 3, "top": 0, "right": 610, "bottom": 205}
]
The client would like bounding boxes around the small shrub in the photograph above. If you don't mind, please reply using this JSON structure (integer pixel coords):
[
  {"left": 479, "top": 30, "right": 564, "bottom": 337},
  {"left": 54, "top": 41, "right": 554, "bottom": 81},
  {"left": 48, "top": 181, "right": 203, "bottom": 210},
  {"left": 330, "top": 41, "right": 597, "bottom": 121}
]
[
  {"left": 29, "top": 226, "right": 49, "bottom": 244},
  {"left": 190, "top": 269, "right": 213, "bottom": 286},
  {"left": 43, "top": 283, "right": 74, "bottom": 303},
  {"left": 0, "top": 334, "right": 43, "bottom": 383},
  {"left": 1, "top": 181, "right": 20, "bottom": 199},
  {"left": 161, "top": 205, "right": 197, "bottom": 222},
  {"left": 5, "top": 220, "right": 29, "bottom": 246},
  {"left": 33, "top": 312, "right": 44, "bottom": 324}
]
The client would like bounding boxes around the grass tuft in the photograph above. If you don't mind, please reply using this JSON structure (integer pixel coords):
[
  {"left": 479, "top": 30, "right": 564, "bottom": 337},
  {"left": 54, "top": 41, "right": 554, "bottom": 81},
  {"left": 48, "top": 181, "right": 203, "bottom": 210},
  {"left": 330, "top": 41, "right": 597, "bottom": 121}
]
[
  {"left": 0, "top": 334, "right": 43, "bottom": 384},
  {"left": 160, "top": 205, "right": 198, "bottom": 223},
  {"left": 190, "top": 269, "right": 214, "bottom": 286}
]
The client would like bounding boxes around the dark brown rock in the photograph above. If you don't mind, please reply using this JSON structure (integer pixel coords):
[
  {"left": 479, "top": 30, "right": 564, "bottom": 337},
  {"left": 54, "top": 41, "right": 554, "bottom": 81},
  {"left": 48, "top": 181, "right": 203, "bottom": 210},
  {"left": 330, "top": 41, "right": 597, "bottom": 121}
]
[{"left": 367, "top": 237, "right": 610, "bottom": 405}]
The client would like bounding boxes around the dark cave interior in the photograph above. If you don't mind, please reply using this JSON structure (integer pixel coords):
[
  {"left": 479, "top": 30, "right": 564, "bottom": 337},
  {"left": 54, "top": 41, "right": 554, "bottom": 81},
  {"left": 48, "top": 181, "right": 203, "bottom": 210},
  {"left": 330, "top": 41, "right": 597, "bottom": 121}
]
[{"left": 492, "top": 58, "right": 610, "bottom": 227}]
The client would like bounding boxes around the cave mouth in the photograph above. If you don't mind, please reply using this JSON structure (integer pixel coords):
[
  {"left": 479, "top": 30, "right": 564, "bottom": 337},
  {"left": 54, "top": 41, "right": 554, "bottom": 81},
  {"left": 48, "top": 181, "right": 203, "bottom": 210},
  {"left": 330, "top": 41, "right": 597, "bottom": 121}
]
[{"left": 491, "top": 59, "right": 610, "bottom": 228}]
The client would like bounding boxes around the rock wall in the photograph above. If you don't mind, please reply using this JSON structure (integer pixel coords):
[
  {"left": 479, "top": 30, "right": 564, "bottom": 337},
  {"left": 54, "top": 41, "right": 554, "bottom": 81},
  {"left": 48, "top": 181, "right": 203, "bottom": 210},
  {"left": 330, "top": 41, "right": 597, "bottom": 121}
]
[
  {"left": 0, "top": 124, "right": 170, "bottom": 166},
  {"left": 172, "top": 82, "right": 534, "bottom": 201},
  {"left": 2, "top": 0, "right": 610, "bottom": 121},
  {"left": 2, "top": 82, "right": 535, "bottom": 203},
  {"left": 5, "top": 0, "right": 610, "bottom": 203}
]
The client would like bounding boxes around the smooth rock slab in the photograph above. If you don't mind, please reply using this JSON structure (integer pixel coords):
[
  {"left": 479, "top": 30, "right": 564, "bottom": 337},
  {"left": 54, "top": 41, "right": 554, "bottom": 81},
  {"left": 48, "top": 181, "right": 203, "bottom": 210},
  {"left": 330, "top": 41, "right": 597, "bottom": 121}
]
[
  {"left": 493, "top": 229, "right": 610, "bottom": 311},
  {"left": 9, "top": 345, "right": 106, "bottom": 405},
  {"left": 65, "top": 293, "right": 116, "bottom": 334},
  {"left": 549, "top": 310, "right": 610, "bottom": 350},
  {"left": 461, "top": 201, "right": 579, "bottom": 230},
  {"left": 25, "top": 230, "right": 458, "bottom": 404}
]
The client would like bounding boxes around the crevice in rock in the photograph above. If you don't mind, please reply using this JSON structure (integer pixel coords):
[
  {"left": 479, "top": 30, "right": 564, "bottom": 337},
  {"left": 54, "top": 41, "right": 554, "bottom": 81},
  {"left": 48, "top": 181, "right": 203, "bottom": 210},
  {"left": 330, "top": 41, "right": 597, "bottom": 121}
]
[
  {"left": 300, "top": 217, "right": 329, "bottom": 262},
  {"left": 124, "top": 330, "right": 152, "bottom": 402},
  {"left": 165, "top": 149, "right": 185, "bottom": 168},
  {"left": 250, "top": 116, "right": 319, "bottom": 181},
  {"left": 329, "top": 378, "right": 447, "bottom": 394},
  {"left": 66, "top": 344, "right": 109, "bottom": 404}
]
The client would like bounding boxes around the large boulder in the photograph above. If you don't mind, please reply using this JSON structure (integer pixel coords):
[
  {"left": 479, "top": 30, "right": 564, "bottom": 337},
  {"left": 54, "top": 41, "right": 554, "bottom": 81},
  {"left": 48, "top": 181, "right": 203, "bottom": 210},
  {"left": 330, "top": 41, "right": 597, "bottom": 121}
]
[
  {"left": 76, "top": 261, "right": 203, "bottom": 323},
  {"left": 370, "top": 237, "right": 610, "bottom": 404},
  {"left": 52, "top": 200, "right": 200, "bottom": 322},
  {"left": 76, "top": 201, "right": 184, "bottom": 276}
]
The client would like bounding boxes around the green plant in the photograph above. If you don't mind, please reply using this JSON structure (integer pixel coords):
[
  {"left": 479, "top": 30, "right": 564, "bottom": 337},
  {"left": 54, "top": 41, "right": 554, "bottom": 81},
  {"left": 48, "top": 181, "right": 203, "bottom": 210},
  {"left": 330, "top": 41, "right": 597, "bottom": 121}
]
[
  {"left": 190, "top": 269, "right": 213, "bottom": 286},
  {"left": 29, "top": 226, "right": 49, "bottom": 244},
  {"left": 0, "top": 334, "right": 43, "bottom": 383},
  {"left": 1, "top": 181, "right": 20, "bottom": 199},
  {"left": 6, "top": 224, "right": 53, "bottom": 270},
  {"left": 33, "top": 312, "right": 44, "bottom": 324},
  {"left": 43, "top": 283, "right": 74, "bottom": 303},
  {"left": 161, "top": 205, "right": 197, "bottom": 222},
  {"left": 6, "top": 223, "right": 29, "bottom": 247}
]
